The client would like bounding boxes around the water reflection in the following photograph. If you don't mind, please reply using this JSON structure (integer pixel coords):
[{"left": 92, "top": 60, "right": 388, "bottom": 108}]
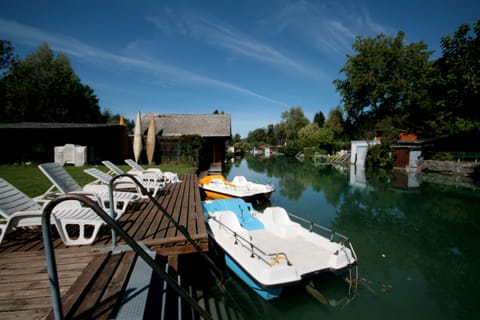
[{"left": 221, "top": 156, "right": 480, "bottom": 320}]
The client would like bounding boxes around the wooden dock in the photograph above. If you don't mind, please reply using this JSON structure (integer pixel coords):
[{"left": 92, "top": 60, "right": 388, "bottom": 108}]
[{"left": 0, "top": 173, "right": 226, "bottom": 320}]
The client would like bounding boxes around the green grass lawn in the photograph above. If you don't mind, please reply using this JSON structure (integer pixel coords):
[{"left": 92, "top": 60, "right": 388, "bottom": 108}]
[{"left": 0, "top": 163, "right": 195, "bottom": 198}]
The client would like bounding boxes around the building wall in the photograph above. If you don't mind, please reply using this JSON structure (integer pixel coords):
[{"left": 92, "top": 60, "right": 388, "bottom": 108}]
[
  {"left": 350, "top": 140, "right": 381, "bottom": 166},
  {"left": 0, "top": 126, "right": 129, "bottom": 164}
]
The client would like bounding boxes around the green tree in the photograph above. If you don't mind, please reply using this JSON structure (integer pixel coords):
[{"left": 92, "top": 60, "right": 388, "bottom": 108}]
[
  {"left": 433, "top": 20, "right": 480, "bottom": 135},
  {"left": 317, "top": 127, "right": 335, "bottom": 153},
  {"left": 334, "top": 32, "right": 433, "bottom": 138},
  {"left": 313, "top": 111, "right": 325, "bottom": 128},
  {"left": 232, "top": 133, "right": 241, "bottom": 143},
  {"left": 0, "top": 40, "right": 16, "bottom": 76},
  {"left": 298, "top": 123, "right": 321, "bottom": 147},
  {"left": 280, "top": 140, "right": 303, "bottom": 158},
  {"left": 2, "top": 43, "right": 102, "bottom": 123},
  {"left": 298, "top": 123, "right": 335, "bottom": 153},
  {"left": 324, "top": 107, "right": 345, "bottom": 140},
  {"left": 0, "top": 40, "right": 18, "bottom": 120},
  {"left": 265, "top": 124, "right": 276, "bottom": 145},
  {"left": 247, "top": 128, "right": 267, "bottom": 146},
  {"left": 274, "top": 122, "right": 287, "bottom": 145},
  {"left": 280, "top": 106, "right": 309, "bottom": 142},
  {"left": 366, "top": 125, "right": 399, "bottom": 168}
]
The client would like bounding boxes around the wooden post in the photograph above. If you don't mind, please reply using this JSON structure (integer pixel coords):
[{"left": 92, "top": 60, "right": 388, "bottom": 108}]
[{"left": 168, "top": 255, "right": 179, "bottom": 271}]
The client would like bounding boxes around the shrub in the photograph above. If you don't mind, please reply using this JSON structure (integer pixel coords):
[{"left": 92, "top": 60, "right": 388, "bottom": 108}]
[
  {"left": 366, "top": 143, "right": 393, "bottom": 168},
  {"left": 280, "top": 141, "right": 303, "bottom": 158}
]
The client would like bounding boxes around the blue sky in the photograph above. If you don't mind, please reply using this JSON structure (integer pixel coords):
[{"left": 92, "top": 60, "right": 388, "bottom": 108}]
[{"left": 1, "top": 0, "right": 478, "bottom": 137}]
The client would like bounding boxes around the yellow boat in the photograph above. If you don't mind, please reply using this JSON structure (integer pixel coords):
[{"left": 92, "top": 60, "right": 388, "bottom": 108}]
[{"left": 198, "top": 175, "right": 274, "bottom": 200}]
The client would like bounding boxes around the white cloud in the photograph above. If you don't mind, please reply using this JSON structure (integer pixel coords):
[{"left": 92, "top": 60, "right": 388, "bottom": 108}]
[
  {"left": 0, "top": 18, "right": 286, "bottom": 106},
  {"left": 145, "top": 9, "right": 324, "bottom": 79},
  {"left": 261, "top": 1, "right": 394, "bottom": 55}
]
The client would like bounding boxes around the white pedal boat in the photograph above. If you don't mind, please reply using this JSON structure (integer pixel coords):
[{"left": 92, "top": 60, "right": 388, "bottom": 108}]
[
  {"left": 202, "top": 198, "right": 358, "bottom": 300},
  {"left": 198, "top": 175, "right": 274, "bottom": 200}
]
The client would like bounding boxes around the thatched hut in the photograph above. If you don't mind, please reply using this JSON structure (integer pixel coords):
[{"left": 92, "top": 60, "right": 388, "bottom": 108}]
[{"left": 136, "top": 113, "right": 231, "bottom": 170}]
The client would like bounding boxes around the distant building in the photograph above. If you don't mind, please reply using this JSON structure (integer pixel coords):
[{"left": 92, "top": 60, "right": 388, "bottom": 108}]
[
  {"left": 350, "top": 140, "right": 381, "bottom": 166},
  {"left": 138, "top": 113, "right": 231, "bottom": 171}
]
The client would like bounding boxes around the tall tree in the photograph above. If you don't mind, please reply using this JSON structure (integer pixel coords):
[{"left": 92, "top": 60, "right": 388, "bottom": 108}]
[
  {"left": 334, "top": 32, "right": 433, "bottom": 138},
  {"left": 0, "top": 40, "right": 16, "bottom": 76},
  {"left": 298, "top": 123, "right": 335, "bottom": 153},
  {"left": 434, "top": 20, "right": 480, "bottom": 135},
  {"left": 265, "top": 124, "right": 276, "bottom": 145},
  {"left": 247, "top": 128, "right": 267, "bottom": 146},
  {"left": 274, "top": 122, "right": 287, "bottom": 145},
  {"left": 324, "top": 107, "right": 345, "bottom": 140},
  {"left": 2, "top": 43, "right": 102, "bottom": 123},
  {"left": 0, "top": 40, "right": 18, "bottom": 120},
  {"left": 313, "top": 111, "right": 325, "bottom": 128},
  {"left": 280, "top": 106, "right": 309, "bottom": 142},
  {"left": 298, "top": 123, "right": 321, "bottom": 147}
]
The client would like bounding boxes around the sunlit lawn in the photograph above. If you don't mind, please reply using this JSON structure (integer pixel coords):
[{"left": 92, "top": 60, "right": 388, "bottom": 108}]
[{"left": 0, "top": 163, "right": 195, "bottom": 198}]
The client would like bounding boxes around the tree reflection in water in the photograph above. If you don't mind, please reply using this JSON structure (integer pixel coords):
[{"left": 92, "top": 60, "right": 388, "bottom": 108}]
[{"left": 220, "top": 156, "right": 480, "bottom": 320}]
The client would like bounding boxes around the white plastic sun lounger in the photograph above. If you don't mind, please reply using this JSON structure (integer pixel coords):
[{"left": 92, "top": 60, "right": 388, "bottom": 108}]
[
  {"left": 101, "top": 160, "right": 165, "bottom": 196},
  {"left": 0, "top": 177, "right": 104, "bottom": 246},
  {"left": 84, "top": 167, "right": 163, "bottom": 198},
  {"left": 124, "top": 159, "right": 181, "bottom": 183},
  {"left": 38, "top": 162, "right": 141, "bottom": 218}
]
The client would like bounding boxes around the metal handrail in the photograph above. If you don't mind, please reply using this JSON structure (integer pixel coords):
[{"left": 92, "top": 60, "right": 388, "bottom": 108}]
[
  {"left": 288, "top": 213, "right": 359, "bottom": 263},
  {"left": 42, "top": 174, "right": 214, "bottom": 320},
  {"left": 289, "top": 213, "right": 347, "bottom": 240}
]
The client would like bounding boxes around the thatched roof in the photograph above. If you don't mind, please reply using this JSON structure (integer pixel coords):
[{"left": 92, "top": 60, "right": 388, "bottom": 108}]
[{"left": 140, "top": 113, "right": 231, "bottom": 138}]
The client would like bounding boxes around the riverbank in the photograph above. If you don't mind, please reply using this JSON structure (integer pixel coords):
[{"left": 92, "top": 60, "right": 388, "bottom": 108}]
[{"left": 420, "top": 160, "right": 479, "bottom": 177}]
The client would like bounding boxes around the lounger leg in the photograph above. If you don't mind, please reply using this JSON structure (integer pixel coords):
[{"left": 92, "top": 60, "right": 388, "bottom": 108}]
[
  {"left": 0, "top": 224, "right": 7, "bottom": 245},
  {"left": 53, "top": 216, "right": 103, "bottom": 246}
]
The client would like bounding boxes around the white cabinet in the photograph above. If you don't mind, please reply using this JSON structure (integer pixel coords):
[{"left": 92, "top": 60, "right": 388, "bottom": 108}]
[{"left": 54, "top": 144, "right": 86, "bottom": 166}]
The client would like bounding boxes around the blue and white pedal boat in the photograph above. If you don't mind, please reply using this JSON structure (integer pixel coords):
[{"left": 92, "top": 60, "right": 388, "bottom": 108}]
[{"left": 202, "top": 199, "right": 358, "bottom": 300}]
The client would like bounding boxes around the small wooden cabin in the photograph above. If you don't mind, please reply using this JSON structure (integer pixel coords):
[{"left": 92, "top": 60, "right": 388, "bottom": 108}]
[
  {"left": 392, "top": 132, "right": 422, "bottom": 170},
  {"left": 137, "top": 113, "right": 231, "bottom": 171}
]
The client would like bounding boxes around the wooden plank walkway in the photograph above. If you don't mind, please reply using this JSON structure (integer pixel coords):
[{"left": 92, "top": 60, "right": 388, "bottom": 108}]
[{"left": 0, "top": 173, "right": 211, "bottom": 320}]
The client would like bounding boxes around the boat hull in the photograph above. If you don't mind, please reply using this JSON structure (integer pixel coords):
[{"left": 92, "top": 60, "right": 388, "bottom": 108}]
[
  {"left": 201, "top": 187, "right": 272, "bottom": 201},
  {"left": 225, "top": 254, "right": 283, "bottom": 300}
]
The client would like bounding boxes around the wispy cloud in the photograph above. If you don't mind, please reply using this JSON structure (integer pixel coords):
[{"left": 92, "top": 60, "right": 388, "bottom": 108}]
[
  {"left": 262, "top": 0, "right": 394, "bottom": 55},
  {"left": 0, "top": 18, "right": 286, "bottom": 106},
  {"left": 145, "top": 9, "right": 324, "bottom": 79}
]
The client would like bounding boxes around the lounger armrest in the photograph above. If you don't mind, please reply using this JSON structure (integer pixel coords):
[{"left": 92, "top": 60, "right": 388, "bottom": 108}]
[
  {"left": 5, "top": 211, "right": 43, "bottom": 227},
  {"left": 59, "top": 190, "right": 104, "bottom": 205}
]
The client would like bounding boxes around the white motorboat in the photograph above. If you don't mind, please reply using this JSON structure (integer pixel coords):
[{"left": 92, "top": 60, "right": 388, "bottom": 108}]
[{"left": 202, "top": 198, "right": 358, "bottom": 300}]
